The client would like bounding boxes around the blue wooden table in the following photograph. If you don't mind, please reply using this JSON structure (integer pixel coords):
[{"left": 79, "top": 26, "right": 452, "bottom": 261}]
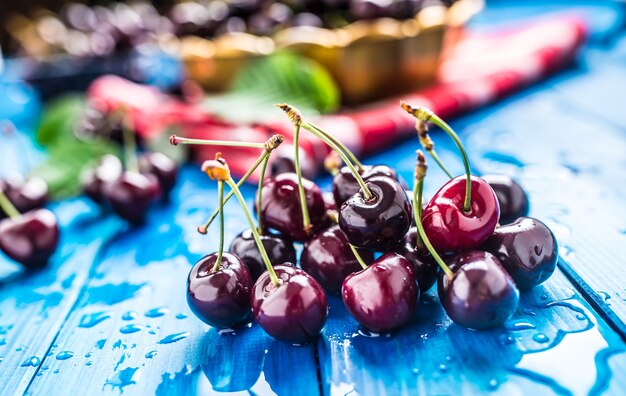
[{"left": 2, "top": 1, "right": 626, "bottom": 395}]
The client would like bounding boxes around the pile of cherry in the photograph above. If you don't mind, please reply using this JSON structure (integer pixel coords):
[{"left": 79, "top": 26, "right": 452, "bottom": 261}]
[{"left": 179, "top": 102, "right": 559, "bottom": 344}]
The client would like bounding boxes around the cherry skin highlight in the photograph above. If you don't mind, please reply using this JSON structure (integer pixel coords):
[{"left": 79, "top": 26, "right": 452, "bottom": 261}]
[
  {"left": 0, "top": 175, "right": 49, "bottom": 218},
  {"left": 301, "top": 225, "right": 374, "bottom": 294},
  {"left": 332, "top": 164, "right": 398, "bottom": 208},
  {"left": 229, "top": 228, "right": 296, "bottom": 281},
  {"left": 81, "top": 154, "right": 123, "bottom": 204},
  {"left": 251, "top": 264, "right": 328, "bottom": 344},
  {"left": 422, "top": 175, "right": 499, "bottom": 252},
  {"left": 187, "top": 252, "right": 253, "bottom": 329},
  {"left": 0, "top": 209, "right": 59, "bottom": 268},
  {"left": 482, "top": 217, "right": 557, "bottom": 290}
]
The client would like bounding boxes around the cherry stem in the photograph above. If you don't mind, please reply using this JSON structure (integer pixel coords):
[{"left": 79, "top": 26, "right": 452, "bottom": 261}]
[
  {"left": 412, "top": 183, "right": 424, "bottom": 250},
  {"left": 226, "top": 177, "right": 279, "bottom": 287},
  {"left": 212, "top": 180, "right": 225, "bottom": 272},
  {"left": 293, "top": 123, "right": 312, "bottom": 235},
  {"left": 169, "top": 135, "right": 266, "bottom": 149},
  {"left": 305, "top": 122, "right": 364, "bottom": 172},
  {"left": 120, "top": 111, "right": 139, "bottom": 173},
  {"left": 429, "top": 150, "right": 453, "bottom": 179},
  {"left": 415, "top": 120, "right": 453, "bottom": 179},
  {"left": 0, "top": 190, "right": 20, "bottom": 219},
  {"left": 349, "top": 244, "right": 368, "bottom": 270},
  {"left": 256, "top": 155, "right": 270, "bottom": 234}
]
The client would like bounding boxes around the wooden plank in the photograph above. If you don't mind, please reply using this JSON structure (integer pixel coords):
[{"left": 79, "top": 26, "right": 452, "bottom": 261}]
[
  {"left": 0, "top": 200, "right": 122, "bottom": 395},
  {"left": 25, "top": 168, "right": 321, "bottom": 396}
]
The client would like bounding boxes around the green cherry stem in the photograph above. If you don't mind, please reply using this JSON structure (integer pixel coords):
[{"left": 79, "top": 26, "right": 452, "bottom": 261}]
[
  {"left": 226, "top": 177, "right": 280, "bottom": 287},
  {"left": 305, "top": 122, "right": 364, "bottom": 171},
  {"left": 412, "top": 151, "right": 453, "bottom": 279},
  {"left": 212, "top": 180, "right": 225, "bottom": 272},
  {"left": 256, "top": 154, "right": 270, "bottom": 234},
  {"left": 121, "top": 110, "right": 139, "bottom": 173},
  {"left": 412, "top": 153, "right": 425, "bottom": 250},
  {"left": 0, "top": 190, "right": 20, "bottom": 219},
  {"left": 169, "top": 135, "right": 266, "bottom": 149},
  {"left": 293, "top": 123, "right": 312, "bottom": 234},
  {"left": 415, "top": 120, "right": 453, "bottom": 179},
  {"left": 348, "top": 243, "right": 368, "bottom": 270},
  {"left": 402, "top": 103, "right": 472, "bottom": 212}
]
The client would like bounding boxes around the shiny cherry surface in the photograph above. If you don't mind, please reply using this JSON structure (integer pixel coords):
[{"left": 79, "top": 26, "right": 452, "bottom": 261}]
[
  {"left": 251, "top": 264, "right": 328, "bottom": 343},
  {"left": 338, "top": 176, "right": 411, "bottom": 251},
  {"left": 103, "top": 171, "right": 158, "bottom": 224},
  {"left": 482, "top": 217, "right": 557, "bottom": 290},
  {"left": 229, "top": 228, "right": 296, "bottom": 281},
  {"left": 0, "top": 209, "right": 59, "bottom": 268},
  {"left": 396, "top": 227, "right": 439, "bottom": 292},
  {"left": 187, "top": 253, "right": 253, "bottom": 329},
  {"left": 438, "top": 251, "right": 519, "bottom": 330},
  {"left": 342, "top": 253, "right": 419, "bottom": 332},
  {"left": 332, "top": 164, "right": 398, "bottom": 208},
  {"left": 269, "top": 145, "right": 317, "bottom": 180},
  {"left": 482, "top": 174, "right": 529, "bottom": 224},
  {"left": 81, "top": 154, "right": 123, "bottom": 204},
  {"left": 422, "top": 175, "right": 499, "bottom": 252},
  {"left": 301, "top": 225, "right": 374, "bottom": 294},
  {"left": 0, "top": 175, "right": 49, "bottom": 218},
  {"left": 139, "top": 152, "right": 178, "bottom": 198},
  {"left": 257, "top": 173, "right": 325, "bottom": 242}
]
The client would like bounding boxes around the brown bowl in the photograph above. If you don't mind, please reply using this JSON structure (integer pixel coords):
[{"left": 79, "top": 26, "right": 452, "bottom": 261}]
[{"left": 180, "top": 0, "right": 483, "bottom": 105}]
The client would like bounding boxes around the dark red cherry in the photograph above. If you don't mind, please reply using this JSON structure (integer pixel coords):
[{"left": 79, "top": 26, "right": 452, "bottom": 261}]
[
  {"left": 322, "top": 191, "right": 337, "bottom": 212},
  {"left": 0, "top": 175, "right": 48, "bottom": 218},
  {"left": 257, "top": 173, "right": 325, "bottom": 242},
  {"left": 422, "top": 175, "right": 499, "bottom": 252},
  {"left": 268, "top": 145, "right": 316, "bottom": 180},
  {"left": 301, "top": 225, "right": 374, "bottom": 294},
  {"left": 251, "top": 264, "right": 328, "bottom": 343},
  {"left": 81, "top": 154, "right": 123, "bottom": 204},
  {"left": 332, "top": 165, "right": 398, "bottom": 208},
  {"left": 342, "top": 253, "right": 419, "bottom": 332},
  {"left": 103, "top": 171, "right": 158, "bottom": 224},
  {"left": 0, "top": 209, "right": 59, "bottom": 268},
  {"left": 338, "top": 176, "right": 412, "bottom": 251},
  {"left": 438, "top": 251, "right": 519, "bottom": 330},
  {"left": 187, "top": 253, "right": 253, "bottom": 329},
  {"left": 229, "top": 229, "right": 296, "bottom": 281},
  {"left": 482, "top": 217, "right": 557, "bottom": 290},
  {"left": 139, "top": 152, "right": 178, "bottom": 198},
  {"left": 396, "top": 227, "right": 439, "bottom": 292},
  {"left": 482, "top": 174, "right": 529, "bottom": 224}
]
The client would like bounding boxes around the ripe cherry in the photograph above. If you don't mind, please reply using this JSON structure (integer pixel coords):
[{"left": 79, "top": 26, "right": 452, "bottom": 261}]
[
  {"left": 81, "top": 154, "right": 123, "bottom": 204},
  {"left": 396, "top": 227, "right": 439, "bottom": 292},
  {"left": 269, "top": 145, "right": 316, "bottom": 180},
  {"left": 482, "top": 217, "right": 557, "bottom": 290},
  {"left": 229, "top": 228, "right": 296, "bottom": 281},
  {"left": 482, "top": 174, "right": 529, "bottom": 224},
  {"left": 342, "top": 253, "right": 419, "bottom": 332},
  {"left": 438, "top": 251, "right": 519, "bottom": 330},
  {"left": 301, "top": 225, "right": 374, "bottom": 294},
  {"left": 187, "top": 253, "right": 253, "bottom": 328},
  {"left": 103, "top": 171, "right": 159, "bottom": 224},
  {"left": 0, "top": 209, "right": 59, "bottom": 268},
  {"left": 139, "top": 152, "right": 178, "bottom": 199},
  {"left": 256, "top": 172, "right": 325, "bottom": 242},
  {"left": 251, "top": 264, "right": 328, "bottom": 344},
  {"left": 0, "top": 175, "right": 48, "bottom": 218},
  {"left": 332, "top": 164, "right": 398, "bottom": 208},
  {"left": 422, "top": 175, "right": 499, "bottom": 252},
  {"left": 339, "top": 176, "right": 412, "bottom": 251}
]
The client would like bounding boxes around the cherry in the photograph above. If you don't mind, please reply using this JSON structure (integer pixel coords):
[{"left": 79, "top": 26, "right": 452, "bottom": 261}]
[
  {"left": 482, "top": 217, "right": 558, "bottom": 290},
  {"left": 256, "top": 172, "right": 325, "bottom": 242},
  {"left": 301, "top": 225, "right": 374, "bottom": 294},
  {"left": 251, "top": 264, "right": 328, "bottom": 343},
  {"left": 0, "top": 209, "right": 59, "bottom": 268},
  {"left": 139, "top": 152, "right": 178, "bottom": 198},
  {"left": 422, "top": 175, "right": 499, "bottom": 252},
  {"left": 187, "top": 252, "right": 253, "bottom": 329},
  {"left": 339, "top": 175, "right": 412, "bottom": 251},
  {"left": 438, "top": 251, "right": 519, "bottom": 330},
  {"left": 342, "top": 253, "right": 419, "bottom": 332},
  {"left": 332, "top": 164, "right": 398, "bottom": 208},
  {"left": 482, "top": 174, "right": 529, "bottom": 224},
  {"left": 268, "top": 145, "right": 316, "bottom": 180},
  {"left": 103, "top": 171, "right": 158, "bottom": 224},
  {"left": 81, "top": 154, "right": 123, "bottom": 204},
  {"left": 0, "top": 176, "right": 48, "bottom": 218},
  {"left": 229, "top": 229, "right": 296, "bottom": 281},
  {"left": 396, "top": 227, "right": 439, "bottom": 292}
]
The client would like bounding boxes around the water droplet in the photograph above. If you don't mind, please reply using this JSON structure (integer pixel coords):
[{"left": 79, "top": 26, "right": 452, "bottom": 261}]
[
  {"left": 95, "top": 339, "right": 106, "bottom": 350},
  {"left": 175, "top": 313, "right": 188, "bottom": 320},
  {"left": 53, "top": 369, "right": 60, "bottom": 374},
  {"left": 499, "top": 334, "right": 515, "bottom": 345},
  {"left": 36, "top": 372, "right": 42, "bottom": 377},
  {"left": 0, "top": 357, "right": 3, "bottom": 363},
  {"left": 597, "top": 291, "right": 611, "bottom": 302},
  {"left": 145, "top": 350, "right": 158, "bottom": 359},
  {"left": 534, "top": 244, "right": 543, "bottom": 255},
  {"left": 42, "top": 366, "right": 49, "bottom": 371},
  {"left": 20, "top": 356, "right": 40, "bottom": 367},
  {"left": 158, "top": 332, "right": 189, "bottom": 344},
  {"left": 412, "top": 368, "right": 419, "bottom": 374},
  {"left": 533, "top": 333, "right": 549, "bottom": 343},
  {"left": 85, "top": 352, "right": 92, "bottom": 358},
  {"left": 16, "top": 347, "right": 23, "bottom": 352},
  {"left": 149, "top": 330, "right": 156, "bottom": 335},
  {"left": 78, "top": 311, "right": 112, "bottom": 328},
  {"left": 0, "top": 338, "right": 6, "bottom": 346},
  {"left": 356, "top": 327, "right": 391, "bottom": 338},
  {"left": 445, "top": 356, "right": 453, "bottom": 362},
  {"left": 122, "top": 311, "right": 138, "bottom": 321},
  {"left": 439, "top": 364, "right": 447, "bottom": 372},
  {"left": 120, "top": 324, "right": 144, "bottom": 334},
  {"left": 56, "top": 351, "right": 74, "bottom": 360},
  {"left": 506, "top": 322, "right": 535, "bottom": 331},
  {"left": 218, "top": 328, "right": 236, "bottom": 336},
  {"left": 86, "top": 361, "right": 93, "bottom": 366},
  {"left": 145, "top": 307, "right": 169, "bottom": 318},
  {"left": 104, "top": 367, "right": 140, "bottom": 392},
  {"left": 488, "top": 378, "right": 498, "bottom": 389},
  {"left": 576, "top": 314, "right": 586, "bottom": 320}
]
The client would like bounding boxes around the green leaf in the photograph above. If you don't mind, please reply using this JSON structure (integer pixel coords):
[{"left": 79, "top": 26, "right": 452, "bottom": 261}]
[
  {"left": 203, "top": 52, "right": 340, "bottom": 124},
  {"left": 36, "top": 95, "right": 86, "bottom": 146}
]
